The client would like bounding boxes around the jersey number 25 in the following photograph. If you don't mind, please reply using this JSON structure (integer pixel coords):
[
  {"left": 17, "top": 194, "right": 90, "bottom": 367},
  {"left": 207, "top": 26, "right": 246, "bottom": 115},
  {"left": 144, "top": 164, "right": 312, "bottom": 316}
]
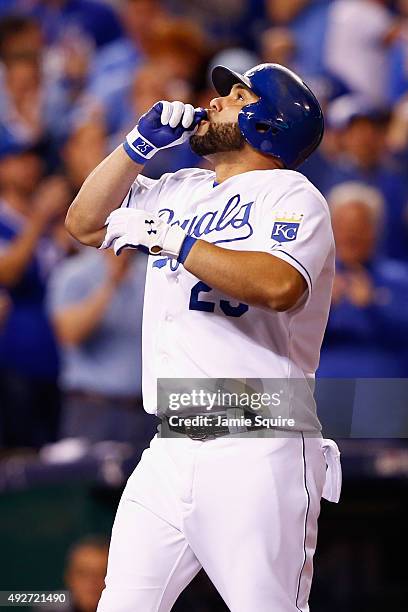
[{"left": 189, "top": 282, "right": 249, "bottom": 318}]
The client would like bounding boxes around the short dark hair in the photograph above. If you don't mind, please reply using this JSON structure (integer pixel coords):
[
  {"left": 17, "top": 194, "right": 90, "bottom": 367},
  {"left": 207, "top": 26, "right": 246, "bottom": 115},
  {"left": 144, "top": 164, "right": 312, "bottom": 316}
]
[
  {"left": 348, "top": 110, "right": 391, "bottom": 129},
  {"left": 65, "top": 534, "right": 110, "bottom": 568},
  {"left": 0, "top": 15, "right": 39, "bottom": 59}
]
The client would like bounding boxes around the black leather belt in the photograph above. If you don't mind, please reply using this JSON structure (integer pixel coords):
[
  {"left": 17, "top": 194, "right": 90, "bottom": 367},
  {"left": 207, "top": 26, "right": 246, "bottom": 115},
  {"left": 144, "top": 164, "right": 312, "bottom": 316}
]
[{"left": 164, "top": 410, "right": 267, "bottom": 441}]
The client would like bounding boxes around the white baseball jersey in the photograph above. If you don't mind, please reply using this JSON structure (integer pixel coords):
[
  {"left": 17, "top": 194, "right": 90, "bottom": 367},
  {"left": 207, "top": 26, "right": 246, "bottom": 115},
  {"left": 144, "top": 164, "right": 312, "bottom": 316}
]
[
  {"left": 99, "top": 167, "right": 340, "bottom": 612},
  {"left": 122, "top": 168, "right": 335, "bottom": 428}
]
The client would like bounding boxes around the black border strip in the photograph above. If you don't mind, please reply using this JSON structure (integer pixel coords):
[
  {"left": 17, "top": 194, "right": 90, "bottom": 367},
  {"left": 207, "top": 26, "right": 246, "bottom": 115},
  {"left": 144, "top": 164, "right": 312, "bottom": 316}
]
[{"left": 295, "top": 432, "right": 311, "bottom": 611}]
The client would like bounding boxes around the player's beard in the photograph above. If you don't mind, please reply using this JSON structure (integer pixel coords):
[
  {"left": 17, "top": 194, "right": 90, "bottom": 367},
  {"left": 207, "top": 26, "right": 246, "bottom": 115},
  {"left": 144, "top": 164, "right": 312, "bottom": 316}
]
[{"left": 190, "top": 122, "right": 245, "bottom": 156}]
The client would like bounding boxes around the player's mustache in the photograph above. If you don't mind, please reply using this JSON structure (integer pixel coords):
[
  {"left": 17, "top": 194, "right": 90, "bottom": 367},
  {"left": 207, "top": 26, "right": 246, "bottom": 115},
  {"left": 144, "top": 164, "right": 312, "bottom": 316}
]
[{"left": 198, "top": 111, "right": 224, "bottom": 127}]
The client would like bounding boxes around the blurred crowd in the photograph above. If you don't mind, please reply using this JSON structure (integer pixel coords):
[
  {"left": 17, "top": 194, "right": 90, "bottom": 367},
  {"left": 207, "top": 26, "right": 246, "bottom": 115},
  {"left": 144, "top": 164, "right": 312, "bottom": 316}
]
[
  {"left": 1, "top": 0, "right": 408, "bottom": 452},
  {"left": 42, "top": 534, "right": 228, "bottom": 612}
]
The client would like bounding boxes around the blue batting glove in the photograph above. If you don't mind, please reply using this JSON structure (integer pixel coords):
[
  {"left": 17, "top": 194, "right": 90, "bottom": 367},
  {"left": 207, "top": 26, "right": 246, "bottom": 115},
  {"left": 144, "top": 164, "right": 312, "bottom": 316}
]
[{"left": 124, "top": 101, "right": 207, "bottom": 164}]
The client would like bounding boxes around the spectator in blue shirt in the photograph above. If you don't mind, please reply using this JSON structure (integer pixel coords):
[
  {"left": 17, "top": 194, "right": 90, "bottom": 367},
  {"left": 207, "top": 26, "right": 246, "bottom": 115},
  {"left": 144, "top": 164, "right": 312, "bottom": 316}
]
[
  {"left": 48, "top": 248, "right": 156, "bottom": 445},
  {"left": 90, "top": 12, "right": 207, "bottom": 138},
  {"left": 303, "top": 95, "right": 408, "bottom": 261},
  {"left": 318, "top": 181, "right": 408, "bottom": 378},
  {"left": 0, "top": 14, "right": 82, "bottom": 158},
  {"left": 88, "top": 0, "right": 166, "bottom": 120},
  {"left": 262, "top": 0, "right": 330, "bottom": 76},
  {"left": 26, "top": 0, "right": 123, "bottom": 49},
  {"left": 0, "top": 147, "right": 71, "bottom": 448}
]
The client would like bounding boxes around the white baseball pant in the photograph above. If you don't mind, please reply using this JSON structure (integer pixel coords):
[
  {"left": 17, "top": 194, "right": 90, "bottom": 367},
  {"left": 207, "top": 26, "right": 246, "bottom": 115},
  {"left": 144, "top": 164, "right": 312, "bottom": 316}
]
[{"left": 97, "top": 433, "right": 341, "bottom": 612}]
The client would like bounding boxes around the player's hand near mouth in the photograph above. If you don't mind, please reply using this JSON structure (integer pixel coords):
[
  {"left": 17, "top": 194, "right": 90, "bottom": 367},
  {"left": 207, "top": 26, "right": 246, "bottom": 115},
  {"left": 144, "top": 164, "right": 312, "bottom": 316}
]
[{"left": 66, "top": 93, "right": 306, "bottom": 312}]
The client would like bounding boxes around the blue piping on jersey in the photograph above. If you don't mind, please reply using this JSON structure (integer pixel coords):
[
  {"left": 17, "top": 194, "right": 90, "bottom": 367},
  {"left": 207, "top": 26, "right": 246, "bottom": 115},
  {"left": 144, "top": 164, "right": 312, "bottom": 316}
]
[
  {"left": 272, "top": 249, "right": 313, "bottom": 291},
  {"left": 152, "top": 257, "right": 168, "bottom": 268}
]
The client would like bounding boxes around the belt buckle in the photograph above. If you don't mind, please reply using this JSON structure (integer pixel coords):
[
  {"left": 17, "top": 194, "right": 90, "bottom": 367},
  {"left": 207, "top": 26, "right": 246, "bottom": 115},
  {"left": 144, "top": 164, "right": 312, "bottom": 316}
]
[{"left": 184, "top": 423, "right": 211, "bottom": 441}]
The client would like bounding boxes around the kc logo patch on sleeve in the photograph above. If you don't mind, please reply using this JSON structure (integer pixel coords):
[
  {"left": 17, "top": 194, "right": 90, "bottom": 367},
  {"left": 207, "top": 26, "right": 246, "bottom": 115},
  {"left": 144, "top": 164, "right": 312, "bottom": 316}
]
[{"left": 271, "top": 213, "right": 303, "bottom": 243}]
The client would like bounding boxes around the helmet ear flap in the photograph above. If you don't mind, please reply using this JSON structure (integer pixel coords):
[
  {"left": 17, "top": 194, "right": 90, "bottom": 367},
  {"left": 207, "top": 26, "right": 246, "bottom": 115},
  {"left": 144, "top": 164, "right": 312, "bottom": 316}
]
[
  {"left": 238, "top": 100, "right": 282, "bottom": 154},
  {"left": 254, "top": 121, "right": 279, "bottom": 135}
]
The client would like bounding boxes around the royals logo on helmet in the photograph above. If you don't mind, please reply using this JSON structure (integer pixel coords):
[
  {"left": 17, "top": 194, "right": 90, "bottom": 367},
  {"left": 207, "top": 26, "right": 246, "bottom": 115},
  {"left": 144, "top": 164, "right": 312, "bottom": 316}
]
[{"left": 271, "top": 213, "right": 303, "bottom": 242}]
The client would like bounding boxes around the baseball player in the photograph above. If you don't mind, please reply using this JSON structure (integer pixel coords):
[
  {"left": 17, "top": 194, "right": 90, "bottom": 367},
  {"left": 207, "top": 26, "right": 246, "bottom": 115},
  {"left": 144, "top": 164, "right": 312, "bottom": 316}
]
[{"left": 66, "top": 63, "right": 342, "bottom": 611}]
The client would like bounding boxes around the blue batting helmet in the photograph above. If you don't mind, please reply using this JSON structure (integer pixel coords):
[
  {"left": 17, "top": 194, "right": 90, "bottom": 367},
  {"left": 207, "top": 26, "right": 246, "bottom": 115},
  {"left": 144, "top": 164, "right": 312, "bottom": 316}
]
[{"left": 211, "top": 63, "right": 324, "bottom": 169}]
